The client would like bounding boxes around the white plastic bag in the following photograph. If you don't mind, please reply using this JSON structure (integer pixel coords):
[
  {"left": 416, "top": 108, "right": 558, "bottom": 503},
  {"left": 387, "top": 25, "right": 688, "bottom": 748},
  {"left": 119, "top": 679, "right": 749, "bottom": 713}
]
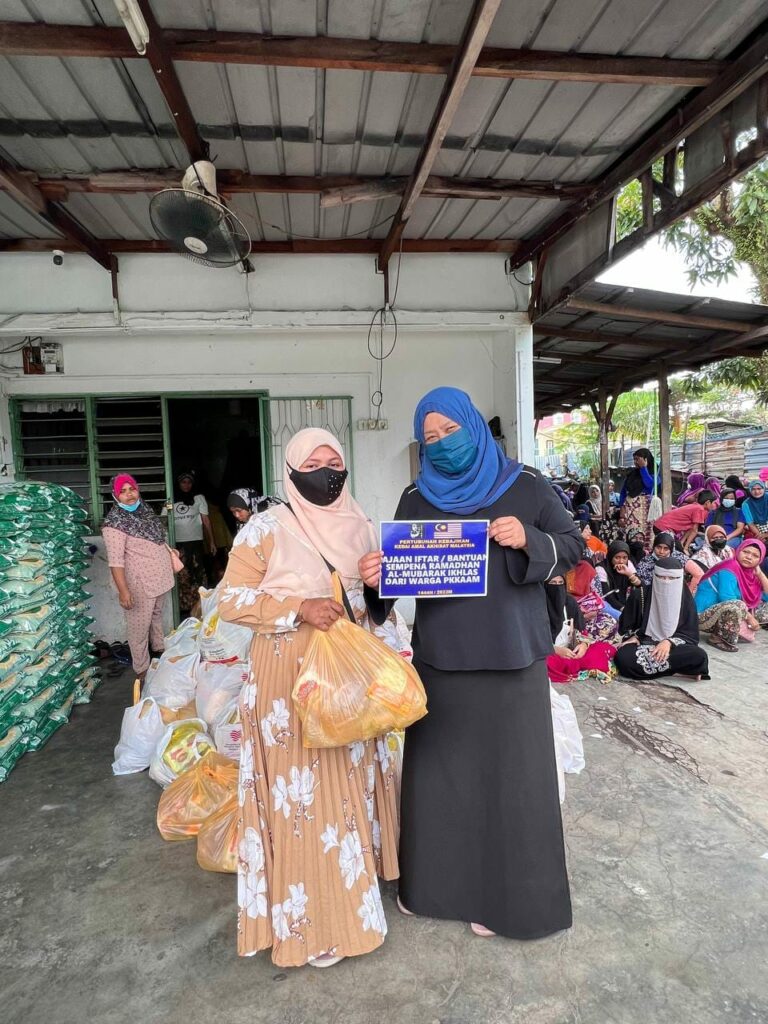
[
  {"left": 195, "top": 660, "right": 249, "bottom": 727},
  {"left": 550, "top": 685, "right": 585, "bottom": 803},
  {"left": 198, "top": 587, "right": 252, "bottom": 662},
  {"left": 149, "top": 717, "right": 214, "bottom": 788},
  {"left": 143, "top": 652, "right": 199, "bottom": 710},
  {"left": 112, "top": 697, "right": 165, "bottom": 775},
  {"left": 212, "top": 699, "right": 242, "bottom": 761},
  {"left": 164, "top": 617, "right": 201, "bottom": 658}
]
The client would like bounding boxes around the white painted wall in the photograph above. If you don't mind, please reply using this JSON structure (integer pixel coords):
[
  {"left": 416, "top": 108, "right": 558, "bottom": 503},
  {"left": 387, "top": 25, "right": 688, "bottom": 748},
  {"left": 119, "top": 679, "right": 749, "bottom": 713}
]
[{"left": 0, "top": 252, "right": 534, "bottom": 640}]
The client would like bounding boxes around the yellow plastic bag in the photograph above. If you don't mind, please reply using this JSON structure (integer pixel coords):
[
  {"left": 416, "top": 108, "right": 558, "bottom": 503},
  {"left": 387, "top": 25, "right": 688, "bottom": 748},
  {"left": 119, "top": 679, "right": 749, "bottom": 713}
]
[
  {"left": 157, "top": 750, "right": 238, "bottom": 841},
  {"left": 196, "top": 794, "right": 239, "bottom": 872},
  {"left": 292, "top": 574, "right": 427, "bottom": 748}
]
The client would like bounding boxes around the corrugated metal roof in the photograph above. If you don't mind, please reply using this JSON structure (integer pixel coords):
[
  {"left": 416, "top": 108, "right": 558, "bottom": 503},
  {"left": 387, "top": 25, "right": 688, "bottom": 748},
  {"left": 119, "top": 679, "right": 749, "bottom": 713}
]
[
  {"left": 1, "top": 0, "right": 767, "bottom": 243},
  {"left": 534, "top": 281, "right": 768, "bottom": 412}
]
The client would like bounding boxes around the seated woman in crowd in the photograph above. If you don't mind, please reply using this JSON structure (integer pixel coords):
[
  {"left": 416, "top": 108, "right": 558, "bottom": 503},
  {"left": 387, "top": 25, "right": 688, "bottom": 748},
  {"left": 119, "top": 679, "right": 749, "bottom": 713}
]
[
  {"left": 636, "top": 531, "right": 685, "bottom": 585},
  {"left": 694, "top": 539, "right": 768, "bottom": 652},
  {"left": 565, "top": 559, "right": 619, "bottom": 642},
  {"left": 546, "top": 575, "right": 615, "bottom": 684},
  {"left": 596, "top": 540, "right": 641, "bottom": 615},
  {"left": 724, "top": 475, "right": 747, "bottom": 508},
  {"left": 742, "top": 480, "right": 768, "bottom": 555},
  {"left": 579, "top": 519, "right": 608, "bottom": 564},
  {"left": 706, "top": 487, "right": 744, "bottom": 548},
  {"left": 615, "top": 558, "right": 709, "bottom": 681},
  {"left": 686, "top": 524, "right": 733, "bottom": 595},
  {"left": 676, "top": 472, "right": 706, "bottom": 506},
  {"left": 625, "top": 527, "right": 647, "bottom": 566}
]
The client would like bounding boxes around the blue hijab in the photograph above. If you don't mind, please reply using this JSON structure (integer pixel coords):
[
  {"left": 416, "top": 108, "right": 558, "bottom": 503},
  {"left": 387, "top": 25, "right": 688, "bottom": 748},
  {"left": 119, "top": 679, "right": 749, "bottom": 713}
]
[
  {"left": 743, "top": 480, "right": 768, "bottom": 524},
  {"left": 413, "top": 387, "right": 523, "bottom": 514}
]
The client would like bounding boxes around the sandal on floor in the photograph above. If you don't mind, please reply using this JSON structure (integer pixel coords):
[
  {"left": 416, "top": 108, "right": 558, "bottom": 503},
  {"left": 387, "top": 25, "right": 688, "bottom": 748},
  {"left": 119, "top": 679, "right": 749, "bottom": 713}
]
[
  {"left": 309, "top": 953, "right": 345, "bottom": 968},
  {"left": 707, "top": 638, "right": 737, "bottom": 653},
  {"left": 396, "top": 896, "right": 415, "bottom": 917},
  {"left": 470, "top": 923, "right": 496, "bottom": 937}
]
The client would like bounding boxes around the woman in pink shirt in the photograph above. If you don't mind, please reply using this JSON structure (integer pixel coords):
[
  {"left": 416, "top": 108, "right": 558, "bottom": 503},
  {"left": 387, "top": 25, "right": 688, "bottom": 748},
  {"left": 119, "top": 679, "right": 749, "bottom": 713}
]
[{"left": 102, "top": 474, "right": 175, "bottom": 678}]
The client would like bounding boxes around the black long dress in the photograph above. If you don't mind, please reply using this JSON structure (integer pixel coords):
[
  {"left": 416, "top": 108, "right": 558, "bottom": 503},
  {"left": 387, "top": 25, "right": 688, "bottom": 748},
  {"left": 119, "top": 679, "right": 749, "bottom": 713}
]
[
  {"left": 367, "top": 467, "right": 584, "bottom": 938},
  {"left": 615, "top": 583, "right": 710, "bottom": 680}
]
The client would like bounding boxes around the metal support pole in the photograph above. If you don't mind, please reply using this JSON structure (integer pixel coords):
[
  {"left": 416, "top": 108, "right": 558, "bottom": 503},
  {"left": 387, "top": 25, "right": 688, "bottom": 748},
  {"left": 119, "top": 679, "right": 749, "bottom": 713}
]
[{"left": 658, "top": 370, "right": 672, "bottom": 510}]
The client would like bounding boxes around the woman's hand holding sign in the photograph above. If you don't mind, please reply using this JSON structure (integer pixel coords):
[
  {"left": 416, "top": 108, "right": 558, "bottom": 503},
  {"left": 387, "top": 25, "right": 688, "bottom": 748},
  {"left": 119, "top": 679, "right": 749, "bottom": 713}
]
[
  {"left": 489, "top": 516, "right": 527, "bottom": 550},
  {"left": 359, "top": 550, "right": 384, "bottom": 589}
]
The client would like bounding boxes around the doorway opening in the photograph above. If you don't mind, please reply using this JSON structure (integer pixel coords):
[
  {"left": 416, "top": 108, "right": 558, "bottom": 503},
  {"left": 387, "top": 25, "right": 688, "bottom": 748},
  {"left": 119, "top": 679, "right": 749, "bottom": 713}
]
[{"left": 165, "top": 395, "right": 266, "bottom": 609}]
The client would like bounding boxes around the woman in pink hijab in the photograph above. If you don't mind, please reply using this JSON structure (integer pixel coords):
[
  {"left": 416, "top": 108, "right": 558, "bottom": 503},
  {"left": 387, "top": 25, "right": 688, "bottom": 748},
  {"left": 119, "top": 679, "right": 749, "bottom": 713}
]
[{"left": 218, "top": 428, "right": 399, "bottom": 970}]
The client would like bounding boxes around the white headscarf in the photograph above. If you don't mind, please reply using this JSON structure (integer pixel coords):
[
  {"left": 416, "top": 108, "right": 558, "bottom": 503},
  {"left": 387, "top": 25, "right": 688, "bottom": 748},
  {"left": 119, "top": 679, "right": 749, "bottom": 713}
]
[{"left": 646, "top": 560, "right": 684, "bottom": 642}]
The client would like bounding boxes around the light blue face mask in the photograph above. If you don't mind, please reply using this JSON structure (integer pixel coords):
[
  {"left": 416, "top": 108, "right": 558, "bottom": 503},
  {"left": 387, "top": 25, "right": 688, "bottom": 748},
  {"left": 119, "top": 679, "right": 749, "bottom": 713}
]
[
  {"left": 722, "top": 498, "right": 736, "bottom": 509},
  {"left": 117, "top": 499, "right": 140, "bottom": 512},
  {"left": 424, "top": 426, "right": 477, "bottom": 476}
]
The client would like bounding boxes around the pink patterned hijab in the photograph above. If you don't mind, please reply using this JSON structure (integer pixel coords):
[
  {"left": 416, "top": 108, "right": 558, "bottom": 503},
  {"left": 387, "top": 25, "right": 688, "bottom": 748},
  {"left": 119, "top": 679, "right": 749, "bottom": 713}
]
[{"left": 701, "top": 538, "right": 766, "bottom": 609}]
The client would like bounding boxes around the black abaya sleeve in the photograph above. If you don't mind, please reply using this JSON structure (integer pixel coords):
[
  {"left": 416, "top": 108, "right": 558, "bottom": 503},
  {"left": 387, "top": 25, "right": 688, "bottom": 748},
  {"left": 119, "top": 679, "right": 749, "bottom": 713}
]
[
  {"left": 618, "top": 586, "right": 644, "bottom": 636},
  {"left": 673, "top": 588, "right": 701, "bottom": 644},
  {"left": 364, "top": 485, "right": 414, "bottom": 625},
  {"left": 503, "top": 473, "right": 584, "bottom": 585}
]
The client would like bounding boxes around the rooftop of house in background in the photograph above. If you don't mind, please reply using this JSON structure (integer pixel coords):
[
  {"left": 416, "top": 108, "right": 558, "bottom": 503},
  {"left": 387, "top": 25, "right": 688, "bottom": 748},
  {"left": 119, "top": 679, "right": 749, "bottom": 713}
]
[{"left": 533, "top": 281, "right": 768, "bottom": 415}]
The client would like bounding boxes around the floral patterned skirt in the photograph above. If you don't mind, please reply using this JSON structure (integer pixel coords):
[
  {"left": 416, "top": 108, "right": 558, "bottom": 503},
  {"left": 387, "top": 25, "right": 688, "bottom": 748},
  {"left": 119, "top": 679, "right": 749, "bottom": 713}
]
[
  {"left": 619, "top": 495, "right": 652, "bottom": 548},
  {"left": 236, "top": 625, "right": 400, "bottom": 967}
]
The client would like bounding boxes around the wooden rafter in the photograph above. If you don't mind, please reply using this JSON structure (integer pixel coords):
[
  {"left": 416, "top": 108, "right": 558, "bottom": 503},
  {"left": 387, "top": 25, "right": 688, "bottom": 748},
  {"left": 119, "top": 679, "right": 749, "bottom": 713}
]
[
  {"left": 379, "top": 0, "right": 503, "bottom": 269},
  {"left": 0, "top": 237, "right": 520, "bottom": 256},
  {"left": 0, "top": 155, "right": 111, "bottom": 269},
  {"left": 533, "top": 326, "right": 700, "bottom": 350},
  {"left": 510, "top": 21, "right": 768, "bottom": 270},
  {"left": 0, "top": 21, "right": 725, "bottom": 86},
  {"left": 134, "top": 1, "right": 207, "bottom": 163},
  {"left": 0, "top": 169, "right": 591, "bottom": 204},
  {"left": 563, "top": 298, "right": 753, "bottom": 334}
]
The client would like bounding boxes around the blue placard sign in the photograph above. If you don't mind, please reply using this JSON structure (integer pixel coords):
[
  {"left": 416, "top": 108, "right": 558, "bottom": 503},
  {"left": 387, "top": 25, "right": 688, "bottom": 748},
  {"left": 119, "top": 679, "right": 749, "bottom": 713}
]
[{"left": 379, "top": 519, "right": 489, "bottom": 598}]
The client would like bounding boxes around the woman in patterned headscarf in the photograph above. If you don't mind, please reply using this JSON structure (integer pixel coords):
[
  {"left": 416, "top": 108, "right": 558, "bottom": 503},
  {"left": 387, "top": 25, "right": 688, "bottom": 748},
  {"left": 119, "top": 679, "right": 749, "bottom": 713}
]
[
  {"left": 102, "top": 474, "right": 175, "bottom": 678},
  {"left": 218, "top": 428, "right": 400, "bottom": 969}
]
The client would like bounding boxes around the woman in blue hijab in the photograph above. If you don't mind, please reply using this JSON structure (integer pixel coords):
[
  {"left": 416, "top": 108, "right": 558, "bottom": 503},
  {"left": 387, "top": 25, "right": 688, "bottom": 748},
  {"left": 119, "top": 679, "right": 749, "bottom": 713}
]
[
  {"left": 742, "top": 479, "right": 768, "bottom": 569},
  {"left": 361, "top": 386, "right": 583, "bottom": 943}
]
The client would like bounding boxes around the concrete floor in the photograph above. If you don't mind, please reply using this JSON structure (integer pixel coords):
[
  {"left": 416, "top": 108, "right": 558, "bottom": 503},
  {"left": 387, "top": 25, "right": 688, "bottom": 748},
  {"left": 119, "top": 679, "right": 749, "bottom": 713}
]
[{"left": 2, "top": 639, "right": 768, "bottom": 1024}]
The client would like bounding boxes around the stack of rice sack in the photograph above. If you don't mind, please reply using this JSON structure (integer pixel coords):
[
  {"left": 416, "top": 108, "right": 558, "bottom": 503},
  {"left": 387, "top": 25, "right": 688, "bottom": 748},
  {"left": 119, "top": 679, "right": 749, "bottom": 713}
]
[
  {"left": 0, "top": 482, "right": 100, "bottom": 782},
  {"left": 112, "top": 586, "right": 251, "bottom": 872}
]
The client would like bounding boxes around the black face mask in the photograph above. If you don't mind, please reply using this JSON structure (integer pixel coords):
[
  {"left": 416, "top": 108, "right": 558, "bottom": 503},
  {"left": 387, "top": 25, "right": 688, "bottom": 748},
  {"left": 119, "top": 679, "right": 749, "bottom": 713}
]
[
  {"left": 288, "top": 465, "right": 348, "bottom": 506},
  {"left": 710, "top": 537, "right": 728, "bottom": 551}
]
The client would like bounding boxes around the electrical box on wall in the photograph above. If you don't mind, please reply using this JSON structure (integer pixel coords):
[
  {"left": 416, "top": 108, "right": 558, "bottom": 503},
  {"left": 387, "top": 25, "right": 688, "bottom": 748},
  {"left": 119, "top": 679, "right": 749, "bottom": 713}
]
[
  {"left": 22, "top": 340, "right": 63, "bottom": 374},
  {"left": 357, "top": 419, "right": 388, "bottom": 431}
]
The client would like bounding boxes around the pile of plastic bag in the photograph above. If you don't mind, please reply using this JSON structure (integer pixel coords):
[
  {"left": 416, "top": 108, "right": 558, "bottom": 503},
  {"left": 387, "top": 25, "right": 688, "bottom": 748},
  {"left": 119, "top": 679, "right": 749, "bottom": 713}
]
[
  {"left": 0, "top": 482, "right": 100, "bottom": 783},
  {"left": 112, "top": 585, "right": 249, "bottom": 785}
]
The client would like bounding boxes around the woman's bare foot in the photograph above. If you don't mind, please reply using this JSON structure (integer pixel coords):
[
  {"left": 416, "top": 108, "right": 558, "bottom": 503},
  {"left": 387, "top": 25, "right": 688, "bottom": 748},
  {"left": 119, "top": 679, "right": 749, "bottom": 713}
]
[
  {"left": 396, "top": 896, "right": 415, "bottom": 917},
  {"left": 470, "top": 923, "right": 496, "bottom": 937}
]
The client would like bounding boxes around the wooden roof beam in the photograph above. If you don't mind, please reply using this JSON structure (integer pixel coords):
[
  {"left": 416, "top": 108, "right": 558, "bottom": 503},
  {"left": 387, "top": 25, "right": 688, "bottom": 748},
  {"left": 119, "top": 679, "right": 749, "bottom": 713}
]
[
  {"left": 134, "top": 1, "right": 207, "bottom": 163},
  {"left": 0, "top": 155, "right": 111, "bottom": 269},
  {"left": 3, "top": 170, "right": 591, "bottom": 203},
  {"left": 564, "top": 297, "right": 753, "bottom": 334},
  {"left": 379, "top": 0, "right": 503, "bottom": 270},
  {"left": 0, "top": 22, "right": 726, "bottom": 86},
  {"left": 510, "top": 20, "right": 768, "bottom": 269},
  {"left": 0, "top": 237, "right": 520, "bottom": 255},
  {"left": 533, "top": 326, "right": 700, "bottom": 350}
]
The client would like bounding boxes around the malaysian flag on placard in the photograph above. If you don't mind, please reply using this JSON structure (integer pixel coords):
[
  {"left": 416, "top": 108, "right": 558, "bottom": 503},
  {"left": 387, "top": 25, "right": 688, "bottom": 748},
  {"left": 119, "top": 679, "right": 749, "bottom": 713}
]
[{"left": 435, "top": 521, "right": 462, "bottom": 538}]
